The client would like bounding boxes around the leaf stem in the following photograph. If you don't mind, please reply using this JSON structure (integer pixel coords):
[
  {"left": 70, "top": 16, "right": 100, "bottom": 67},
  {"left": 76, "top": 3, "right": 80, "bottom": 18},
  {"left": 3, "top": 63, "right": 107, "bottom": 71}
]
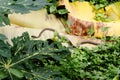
[
  {"left": 8, "top": 69, "right": 13, "bottom": 80},
  {"left": 9, "top": 52, "right": 40, "bottom": 68},
  {"left": 32, "top": 73, "right": 48, "bottom": 80},
  {"left": 14, "top": 46, "right": 23, "bottom": 55}
]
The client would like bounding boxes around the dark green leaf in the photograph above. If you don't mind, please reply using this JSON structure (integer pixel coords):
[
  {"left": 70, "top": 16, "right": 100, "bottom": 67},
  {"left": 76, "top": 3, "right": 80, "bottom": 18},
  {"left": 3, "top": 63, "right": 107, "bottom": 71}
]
[
  {"left": 25, "top": 68, "right": 62, "bottom": 80},
  {"left": 0, "top": 14, "right": 10, "bottom": 25},
  {"left": 0, "top": 70, "right": 7, "bottom": 79},
  {"left": 0, "top": 18, "right": 4, "bottom": 26},
  {"left": 9, "top": 68, "right": 24, "bottom": 78},
  {"left": 0, "top": 0, "right": 48, "bottom": 25},
  {"left": 58, "top": 9, "right": 68, "bottom": 15},
  {"left": 52, "top": 77, "right": 70, "bottom": 80},
  {"left": 0, "top": 49, "right": 11, "bottom": 58},
  {"left": 0, "top": 34, "right": 7, "bottom": 40},
  {"left": 0, "top": 40, "right": 11, "bottom": 58}
]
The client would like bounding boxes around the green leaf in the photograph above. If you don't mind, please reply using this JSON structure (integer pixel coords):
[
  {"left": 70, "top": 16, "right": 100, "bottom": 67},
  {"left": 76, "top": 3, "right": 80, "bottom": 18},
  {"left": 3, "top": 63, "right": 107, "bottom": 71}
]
[
  {"left": 52, "top": 77, "right": 70, "bottom": 80},
  {"left": 0, "top": 14, "right": 10, "bottom": 25},
  {"left": 49, "top": 5, "right": 56, "bottom": 13},
  {"left": 0, "top": 34, "right": 7, "bottom": 40},
  {"left": 0, "top": 40, "right": 11, "bottom": 58},
  {"left": 58, "top": 9, "right": 68, "bottom": 15},
  {"left": 1, "top": 16, "right": 10, "bottom": 25},
  {"left": 0, "top": 70, "right": 7, "bottom": 79},
  {"left": 101, "top": 26, "right": 109, "bottom": 32},
  {"left": 0, "top": 0, "right": 49, "bottom": 26},
  {"left": 0, "top": 18, "right": 4, "bottom": 26},
  {"left": 9, "top": 68, "right": 24, "bottom": 78},
  {"left": 0, "top": 49, "right": 11, "bottom": 58},
  {"left": 88, "top": 27, "right": 94, "bottom": 35},
  {"left": 34, "top": 0, "right": 48, "bottom": 7},
  {"left": 95, "top": 4, "right": 105, "bottom": 10},
  {"left": 65, "top": 27, "right": 71, "bottom": 34},
  {"left": 113, "top": 75, "right": 119, "bottom": 80},
  {"left": 66, "top": 20, "right": 71, "bottom": 26},
  {"left": 8, "top": 4, "right": 29, "bottom": 13}
]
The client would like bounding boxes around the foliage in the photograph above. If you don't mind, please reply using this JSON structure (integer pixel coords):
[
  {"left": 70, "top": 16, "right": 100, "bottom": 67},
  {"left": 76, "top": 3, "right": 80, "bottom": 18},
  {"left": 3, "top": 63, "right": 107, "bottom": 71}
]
[
  {"left": 0, "top": 0, "right": 48, "bottom": 26},
  {"left": 94, "top": 12, "right": 110, "bottom": 22},
  {"left": 46, "top": 0, "right": 68, "bottom": 19},
  {"left": 0, "top": 0, "right": 120, "bottom": 80},
  {"left": 59, "top": 37, "right": 120, "bottom": 80},
  {"left": 87, "top": 27, "right": 94, "bottom": 36},
  {"left": 0, "top": 32, "right": 71, "bottom": 80},
  {"left": 0, "top": 32, "right": 120, "bottom": 80},
  {"left": 45, "top": 0, "right": 118, "bottom": 22},
  {"left": 71, "top": 0, "right": 118, "bottom": 9}
]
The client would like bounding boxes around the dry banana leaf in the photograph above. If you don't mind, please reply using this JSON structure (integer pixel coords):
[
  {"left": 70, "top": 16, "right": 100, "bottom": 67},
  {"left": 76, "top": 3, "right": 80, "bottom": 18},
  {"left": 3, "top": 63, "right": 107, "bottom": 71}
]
[
  {"left": 8, "top": 9, "right": 65, "bottom": 33},
  {"left": 105, "top": 2, "right": 120, "bottom": 21},
  {"left": 5, "top": 1, "right": 120, "bottom": 48},
  {"left": 7, "top": 7, "right": 99, "bottom": 48},
  {"left": 59, "top": 0, "right": 120, "bottom": 38}
]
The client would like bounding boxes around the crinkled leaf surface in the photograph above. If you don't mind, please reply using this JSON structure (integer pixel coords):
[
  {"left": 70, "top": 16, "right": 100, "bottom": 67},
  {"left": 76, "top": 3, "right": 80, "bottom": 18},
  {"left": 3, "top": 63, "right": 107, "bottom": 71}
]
[
  {"left": 61, "top": 0, "right": 95, "bottom": 21},
  {"left": 59, "top": 0, "right": 120, "bottom": 37}
]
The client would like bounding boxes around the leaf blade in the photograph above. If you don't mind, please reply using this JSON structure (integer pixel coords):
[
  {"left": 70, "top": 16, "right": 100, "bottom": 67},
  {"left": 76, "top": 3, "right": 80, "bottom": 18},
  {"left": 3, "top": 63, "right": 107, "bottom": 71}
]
[
  {"left": 9, "top": 68, "right": 24, "bottom": 78},
  {"left": 0, "top": 70, "right": 7, "bottom": 79}
]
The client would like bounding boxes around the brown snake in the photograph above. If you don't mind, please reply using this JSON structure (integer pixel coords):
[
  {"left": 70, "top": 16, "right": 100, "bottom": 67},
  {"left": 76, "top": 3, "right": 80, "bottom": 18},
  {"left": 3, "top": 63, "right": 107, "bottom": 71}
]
[{"left": 31, "top": 28, "right": 100, "bottom": 47}]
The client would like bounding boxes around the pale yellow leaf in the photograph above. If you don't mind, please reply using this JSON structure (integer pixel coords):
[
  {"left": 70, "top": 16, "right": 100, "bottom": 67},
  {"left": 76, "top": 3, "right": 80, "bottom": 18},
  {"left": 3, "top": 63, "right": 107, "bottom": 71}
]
[
  {"left": 60, "top": 0, "right": 120, "bottom": 38},
  {"left": 8, "top": 9, "right": 65, "bottom": 33}
]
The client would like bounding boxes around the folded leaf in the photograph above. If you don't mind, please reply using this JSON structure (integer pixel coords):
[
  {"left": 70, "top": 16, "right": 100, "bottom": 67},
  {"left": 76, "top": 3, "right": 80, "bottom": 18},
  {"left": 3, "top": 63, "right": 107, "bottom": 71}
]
[
  {"left": 59, "top": 0, "right": 120, "bottom": 38},
  {"left": 60, "top": 0, "right": 95, "bottom": 21}
]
